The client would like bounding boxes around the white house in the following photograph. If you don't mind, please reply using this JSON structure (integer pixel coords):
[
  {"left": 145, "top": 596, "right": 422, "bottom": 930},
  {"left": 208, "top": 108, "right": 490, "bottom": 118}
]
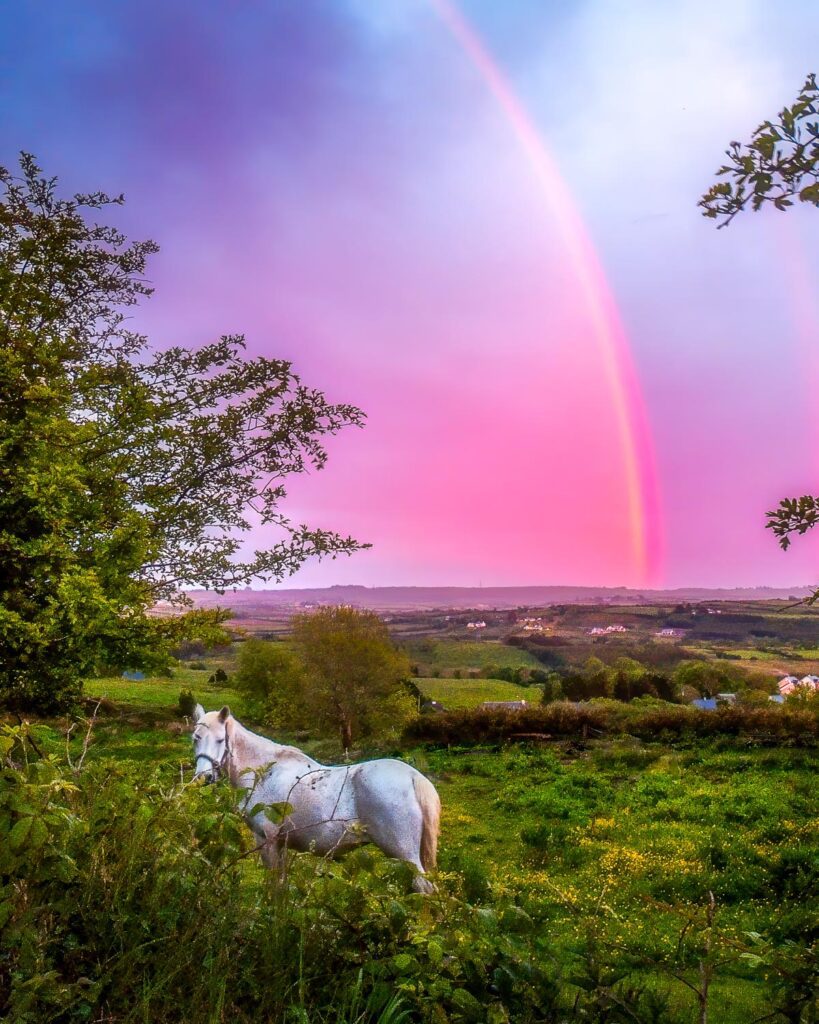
[{"left": 776, "top": 675, "right": 818, "bottom": 696}]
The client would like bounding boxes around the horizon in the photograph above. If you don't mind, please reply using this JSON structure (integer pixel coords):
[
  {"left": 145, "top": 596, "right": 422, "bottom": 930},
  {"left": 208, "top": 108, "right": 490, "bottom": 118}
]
[
  {"left": 5, "top": 1, "right": 819, "bottom": 590},
  {"left": 196, "top": 579, "right": 818, "bottom": 594}
]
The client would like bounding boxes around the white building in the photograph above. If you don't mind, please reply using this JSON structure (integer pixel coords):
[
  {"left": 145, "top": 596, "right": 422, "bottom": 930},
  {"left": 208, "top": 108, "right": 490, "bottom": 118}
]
[{"left": 777, "top": 675, "right": 818, "bottom": 696}]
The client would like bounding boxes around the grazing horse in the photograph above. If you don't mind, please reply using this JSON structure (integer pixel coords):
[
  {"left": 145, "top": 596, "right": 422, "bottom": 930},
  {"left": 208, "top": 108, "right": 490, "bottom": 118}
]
[{"left": 191, "top": 705, "right": 440, "bottom": 893}]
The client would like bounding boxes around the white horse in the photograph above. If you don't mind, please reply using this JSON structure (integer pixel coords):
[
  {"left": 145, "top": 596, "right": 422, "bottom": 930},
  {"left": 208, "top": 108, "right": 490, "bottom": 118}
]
[{"left": 191, "top": 705, "right": 441, "bottom": 893}]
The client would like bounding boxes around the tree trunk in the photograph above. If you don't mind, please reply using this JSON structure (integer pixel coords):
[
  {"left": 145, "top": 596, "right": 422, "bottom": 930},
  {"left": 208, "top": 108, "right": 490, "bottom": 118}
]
[{"left": 340, "top": 717, "right": 353, "bottom": 754}]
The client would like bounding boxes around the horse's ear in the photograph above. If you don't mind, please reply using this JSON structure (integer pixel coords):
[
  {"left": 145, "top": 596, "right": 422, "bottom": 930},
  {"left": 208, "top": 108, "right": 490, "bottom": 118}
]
[
  {"left": 193, "top": 704, "right": 205, "bottom": 723},
  {"left": 218, "top": 705, "right": 231, "bottom": 723}
]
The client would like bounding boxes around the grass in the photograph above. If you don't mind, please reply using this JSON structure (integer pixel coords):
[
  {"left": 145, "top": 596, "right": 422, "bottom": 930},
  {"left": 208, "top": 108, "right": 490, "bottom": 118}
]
[
  {"left": 417, "top": 676, "right": 532, "bottom": 709},
  {"left": 6, "top": 661, "right": 814, "bottom": 1023},
  {"left": 403, "top": 638, "right": 542, "bottom": 673},
  {"left": 85, "top": 668, "right": 242, "bottom": 711},
  {"left": 425, "top": 741, "right": 817, "bottom": 1023}
]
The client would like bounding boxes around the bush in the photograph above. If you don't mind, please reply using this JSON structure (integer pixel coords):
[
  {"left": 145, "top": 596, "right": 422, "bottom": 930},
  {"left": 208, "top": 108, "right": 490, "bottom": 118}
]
[
  {"left": 405, "top": 703, "right": 609, "bottom": 745},
  {"left": 405, "top": 703, "right": 819, "bottom": 746},
  {"left": 177, "top": 688, "right": 197, "bottom": 718}
]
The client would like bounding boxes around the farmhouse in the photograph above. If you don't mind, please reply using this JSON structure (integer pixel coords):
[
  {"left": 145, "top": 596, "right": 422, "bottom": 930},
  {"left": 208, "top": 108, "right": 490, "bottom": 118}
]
[
  {"left": 466, "top": 621, "right": 486, "bottom": 630},
  {"left": 521, "top": 617, "right": 545, "bottom": 632},
  {"left": 589, "top": 624, "right": 628, "bottom": 636},
  {"left": 777, "top": 675, "right": 818, "bottom": 696}
]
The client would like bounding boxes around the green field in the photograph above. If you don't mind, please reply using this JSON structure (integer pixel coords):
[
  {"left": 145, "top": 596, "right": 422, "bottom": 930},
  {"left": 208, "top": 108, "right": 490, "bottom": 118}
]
[
  {"left": 416, "top": 676, "right": 531, "bottom": 709},
  {"left": 4, "top": 665, "right": 817, "bottom": 1022},
  {"left": 403, "top": 639, "right": 542, "bottom": 673},
  {"left": 85, "top": 669, "right": 243, "bottom": 711},
  {"left": 88, "top": 673, "right": 818, "bottom": 1019}
]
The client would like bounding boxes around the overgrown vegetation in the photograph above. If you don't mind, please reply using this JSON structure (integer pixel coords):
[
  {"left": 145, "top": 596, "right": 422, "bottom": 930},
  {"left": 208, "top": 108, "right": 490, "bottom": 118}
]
[{"left": 2, "top": 699, "right": 816, "bottom": 1023}]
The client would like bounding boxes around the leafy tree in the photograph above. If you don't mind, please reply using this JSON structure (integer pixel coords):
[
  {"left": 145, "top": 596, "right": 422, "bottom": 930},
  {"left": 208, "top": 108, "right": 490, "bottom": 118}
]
[
  {"left": 700, "top": 75, "right": 819, "bottom": 573},
  {"left": 0, "top": 154, "right": 364, "bottom": 712},
  {"left": 673, "top": 660, "right": 742, "bottom": 699},
  {"left": 582, "top": 656, "right": 614, "bottom": 698},
  {"left": 539, "top": 671, "right": 564, "bottom": 704},
  {"left": 559, "top": 659, "right": 613, "bottom": 702},
  {"left": 644, "top": 670, "right": 679, "bottom": 703},
  {"left": 233, "top": 639, "right": 305, "bottom": 727},
  {"left": 291, "top": 606, "right": 413, "bottom": 749}
]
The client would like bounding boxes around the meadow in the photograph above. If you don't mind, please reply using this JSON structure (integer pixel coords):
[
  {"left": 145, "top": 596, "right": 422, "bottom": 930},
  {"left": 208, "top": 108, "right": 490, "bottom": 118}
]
[
  {"left": 3, "top": 660, "right": 816, "bottom": 1023},
  {"left": 416, "top": 677, "right": 530, "bottom": 709}
]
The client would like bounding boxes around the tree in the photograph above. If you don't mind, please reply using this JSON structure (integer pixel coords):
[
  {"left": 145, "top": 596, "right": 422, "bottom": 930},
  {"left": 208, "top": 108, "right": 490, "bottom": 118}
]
[
  {"left": 539, "top": 671, "right": 564, "bottom": 704},
  {"left": 0, "top": 154, "right": 365, "bottom": 712},
  {"left": 699, "top": 75, "right": 819, "bottom": 574},
  {"left": 673, "top": 661, "right": 742, "bottom": 700},
  {"left": 290, "top": 606, "right": 413, "bottom": 750},
  {"left": 699, "top": 74, "right": 819, "bottom": 228},
  {"left": 233, "top": 639, "right": 305, "bottom": 728}
]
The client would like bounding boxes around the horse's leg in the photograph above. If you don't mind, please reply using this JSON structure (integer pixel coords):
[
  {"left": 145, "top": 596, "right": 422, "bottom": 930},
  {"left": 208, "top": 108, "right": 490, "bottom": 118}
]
[
  {"left": 254, "top": 820, "right": 285, "bottom": 876},
  {"left": 353, "top": 784, "right": 435, "bottom": 893}
]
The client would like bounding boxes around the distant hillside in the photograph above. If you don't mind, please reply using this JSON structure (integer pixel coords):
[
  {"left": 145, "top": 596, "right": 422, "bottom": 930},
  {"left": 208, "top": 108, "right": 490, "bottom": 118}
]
[{"left": 183, "top": 583, "right": 816, "bottom": 613}]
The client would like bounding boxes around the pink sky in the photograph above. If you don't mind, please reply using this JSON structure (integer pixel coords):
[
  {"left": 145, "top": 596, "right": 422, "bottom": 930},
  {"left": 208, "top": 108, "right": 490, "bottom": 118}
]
[{"left": 4, "top": 0, "right": 819, "bottom": 588}]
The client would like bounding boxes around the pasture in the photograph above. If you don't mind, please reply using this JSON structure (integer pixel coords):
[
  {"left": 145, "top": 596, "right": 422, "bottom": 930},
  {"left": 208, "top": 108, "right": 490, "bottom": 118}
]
[
  {"left": 404, "top": 639, "right": 542, "bottom": 675},
  {"left": 3, "top": 666, "right": 816, "bottom": 1022},
  {"left": 416, "top": 676, "right": 531, "bottom": 709}
]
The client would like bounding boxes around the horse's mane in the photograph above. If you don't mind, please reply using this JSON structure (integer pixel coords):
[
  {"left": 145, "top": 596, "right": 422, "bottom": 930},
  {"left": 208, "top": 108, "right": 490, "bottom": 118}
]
[{"left": 230, "top": 716, "right": 319, "bottom": 770}]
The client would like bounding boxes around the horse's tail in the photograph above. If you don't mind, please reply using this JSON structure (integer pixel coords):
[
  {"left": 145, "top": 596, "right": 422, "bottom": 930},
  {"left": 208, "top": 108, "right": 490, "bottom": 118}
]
[{"left": 412, "top": 773, "right": 441, "bottom": 871}]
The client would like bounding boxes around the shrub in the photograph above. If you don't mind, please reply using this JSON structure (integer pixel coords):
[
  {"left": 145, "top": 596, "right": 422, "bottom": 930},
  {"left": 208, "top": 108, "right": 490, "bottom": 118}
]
[
  {"left": 404, "top": 703, "right": 609, "bottom": 745},
  {"left": 405, "top": 703, "right": 819, "bottom": 746},
  {"left": 177, "top": 688, "right": 197, "bottom": 718}
]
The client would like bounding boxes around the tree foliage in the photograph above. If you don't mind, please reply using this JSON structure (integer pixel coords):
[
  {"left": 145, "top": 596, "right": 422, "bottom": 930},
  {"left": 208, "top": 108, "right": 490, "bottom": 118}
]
[
  {"left": 556, "top": 656, "right": 680, "bottom": 704},
  {"left": 233, "top": 638, "right": 305, "bottom": 728},
  {"left": 0, "top": 154, "right": 365, "bottom": 711},
  {"left": 700, "top": 75, "right": 819, "bottom": 586},
  {"left": 673, "top": 660, "right": 742, "bottom": 700},
  {"left": 290, "top": 606, "right": 413, "bottom": 749},
  {"left": 699, "top": 73, "right": 819, "bottom": 226}
]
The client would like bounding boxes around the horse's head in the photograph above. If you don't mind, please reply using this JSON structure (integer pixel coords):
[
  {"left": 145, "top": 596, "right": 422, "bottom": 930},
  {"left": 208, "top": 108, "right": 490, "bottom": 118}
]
[{"left": 191, "top": 704, "right": 232, "bottom": 783}]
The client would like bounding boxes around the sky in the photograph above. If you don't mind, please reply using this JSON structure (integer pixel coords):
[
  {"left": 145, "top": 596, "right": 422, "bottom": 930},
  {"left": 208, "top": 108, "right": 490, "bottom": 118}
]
[{"left": 3, "top": 0, "right": 819, "bottom": 590}]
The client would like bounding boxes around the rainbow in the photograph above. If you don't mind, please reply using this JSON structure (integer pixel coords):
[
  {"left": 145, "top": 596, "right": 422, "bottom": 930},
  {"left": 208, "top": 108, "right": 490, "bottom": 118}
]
[{"left": 428, "top": 0, "right": 663, "bottom": 583}]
